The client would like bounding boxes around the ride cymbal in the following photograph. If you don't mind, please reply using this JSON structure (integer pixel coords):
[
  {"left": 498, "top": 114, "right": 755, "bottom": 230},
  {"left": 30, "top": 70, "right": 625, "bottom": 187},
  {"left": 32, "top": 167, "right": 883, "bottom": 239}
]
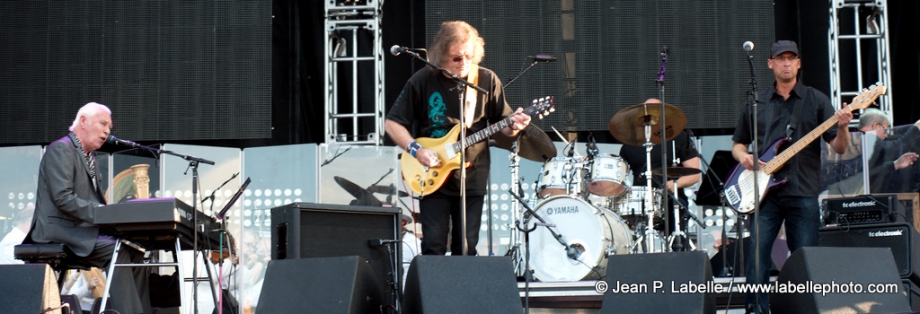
[
  {"left": 333, "top": 176, "right": 383, "bottom": 207},
  {"left": 609, "top": 102, "right": 687, "bottom": 146},
  {"left": 491, "top": 124, "right": 557, "bottom": 162}
]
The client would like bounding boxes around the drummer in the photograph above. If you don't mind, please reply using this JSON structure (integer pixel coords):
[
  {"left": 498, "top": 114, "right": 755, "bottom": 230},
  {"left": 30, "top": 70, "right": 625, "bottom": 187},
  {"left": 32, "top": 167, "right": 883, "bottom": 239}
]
[{"left": 617, "top": 98, "right": 701, "bottom": 251}]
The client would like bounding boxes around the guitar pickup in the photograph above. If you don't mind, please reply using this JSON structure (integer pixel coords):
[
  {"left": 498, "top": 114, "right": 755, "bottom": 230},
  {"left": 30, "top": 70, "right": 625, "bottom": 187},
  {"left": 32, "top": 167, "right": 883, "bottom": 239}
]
[{"left": 726, "top": 186, "right": 741, "bottom": 205}]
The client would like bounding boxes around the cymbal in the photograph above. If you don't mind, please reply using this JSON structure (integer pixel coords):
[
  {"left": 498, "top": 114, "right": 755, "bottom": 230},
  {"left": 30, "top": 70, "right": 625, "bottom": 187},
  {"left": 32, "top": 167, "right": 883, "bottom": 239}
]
[
  {"left": 491, "top": 124, "right": 557, "bottom": 162},
  {"left": 609, "top": 102, "right": 687, "bottom": 146},
  {"left": 333, "top": 176, "right": 382, "bottom": 207},
  {"left": 367, "top": 184, "right": 411, "bottom": 197},
  {"left": 651, "top": 166, "right": 702, "bottom": 180}
]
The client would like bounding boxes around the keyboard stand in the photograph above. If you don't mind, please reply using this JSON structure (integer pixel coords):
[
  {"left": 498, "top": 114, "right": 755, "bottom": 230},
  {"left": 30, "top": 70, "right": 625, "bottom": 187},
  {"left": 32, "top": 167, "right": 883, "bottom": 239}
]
[{"left": 99, "top": 237, "right": 218, "bottom": 313}]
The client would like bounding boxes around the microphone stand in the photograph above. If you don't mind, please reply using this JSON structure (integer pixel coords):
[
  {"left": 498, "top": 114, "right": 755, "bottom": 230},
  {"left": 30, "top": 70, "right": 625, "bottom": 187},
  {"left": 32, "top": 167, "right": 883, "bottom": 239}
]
[
  {"left": 395, "top": 50, "right": 488, "bottom": 256},
  {"left": 655, "top": 46, "right": 670, "bottom": 252},
  {"left": 125, "top": 142, "right": 216, "bottom": 313},
  {"left": 504, "top": 57, "right": 550, "bottom": 88},
  {"left": 744, "top": 47, "right": 762, "bottom": 310},
  {"left": 208, "top": 173, "right": 241, "bottom": 314},
  {"left": 508, "top": 189, "right": 576, "bottom": 260}
]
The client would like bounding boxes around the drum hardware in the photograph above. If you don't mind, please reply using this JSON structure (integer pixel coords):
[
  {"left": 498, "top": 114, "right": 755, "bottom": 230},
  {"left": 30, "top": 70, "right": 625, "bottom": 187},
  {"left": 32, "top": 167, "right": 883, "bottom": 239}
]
[
  {"left": 609, "top": 100, "right": 688, "bottom": 254},
  {"left": 656, "top": 163, "right": 704, "bottom": 252}
]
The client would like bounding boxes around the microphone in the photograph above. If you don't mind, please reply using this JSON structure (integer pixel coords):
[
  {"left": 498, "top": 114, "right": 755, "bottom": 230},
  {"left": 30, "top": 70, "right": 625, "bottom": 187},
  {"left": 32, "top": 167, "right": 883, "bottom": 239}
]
[
  {"left": 528, "top": 54, "right": 557, "bottom": 62},
  {"left": 390, "top": 45, "right": 409, "bottom": 56},
  {"left": 368, "top": 239, "right": 401, "bottom": 247},
  {"left": 106, "top": 135, "right": 141, "bottom": 148},
  {"left": 660, "top": 46, "right": 670, "bottom": 57},
  {"left": 566, "top": 244, "right": 582, "bottom": 260},
  {"left": 743, "top": 41, "right": 754, "bottom": 53}
]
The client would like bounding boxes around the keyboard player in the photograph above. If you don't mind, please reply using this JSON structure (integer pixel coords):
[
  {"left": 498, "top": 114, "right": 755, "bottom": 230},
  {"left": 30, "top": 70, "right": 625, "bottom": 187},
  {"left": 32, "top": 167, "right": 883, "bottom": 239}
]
[{"left": 23, "top": 102, "right": 152, "bottom": 314}]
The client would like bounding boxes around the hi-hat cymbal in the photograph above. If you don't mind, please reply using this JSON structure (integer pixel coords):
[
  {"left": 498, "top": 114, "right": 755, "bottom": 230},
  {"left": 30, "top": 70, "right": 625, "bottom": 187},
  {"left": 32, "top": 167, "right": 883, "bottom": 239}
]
[
  {"left": 491, "top": 124, "right": 557, "bottom": 162},
  {"left": 333, "top": 176, "right": 382, "bottom": 207},
  {"left": 609, "top": 102, "right": 687, "bottom": 146},
  {"left": 651, "top": 166, "right": 702, "bottom": 180}
]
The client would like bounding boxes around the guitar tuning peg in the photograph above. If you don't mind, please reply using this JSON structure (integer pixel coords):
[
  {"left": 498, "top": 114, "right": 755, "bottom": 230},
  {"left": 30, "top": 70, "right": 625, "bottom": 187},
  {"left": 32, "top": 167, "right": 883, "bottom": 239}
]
[{"left": 549, "top": 107, "right": 555, "bottom": 113}]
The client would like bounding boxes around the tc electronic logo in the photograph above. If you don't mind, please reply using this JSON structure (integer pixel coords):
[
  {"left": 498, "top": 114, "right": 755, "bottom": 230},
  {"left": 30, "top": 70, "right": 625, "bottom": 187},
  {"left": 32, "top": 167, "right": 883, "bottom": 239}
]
[
  {"left": 868, "top": 230, "right": 903, "bottom": 237},
  {"left": 842, "top": 201, "right": 875, "bottom": 208}
]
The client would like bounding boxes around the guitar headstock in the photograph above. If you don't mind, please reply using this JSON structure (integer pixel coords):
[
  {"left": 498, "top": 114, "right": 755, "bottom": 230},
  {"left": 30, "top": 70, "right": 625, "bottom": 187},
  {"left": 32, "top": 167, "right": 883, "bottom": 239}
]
[
  {"left": 848, "top": 83, "right": 886, "bottom": 111},
  {"left": 524, "top": 96, "right": 555, "bottom": 119}
]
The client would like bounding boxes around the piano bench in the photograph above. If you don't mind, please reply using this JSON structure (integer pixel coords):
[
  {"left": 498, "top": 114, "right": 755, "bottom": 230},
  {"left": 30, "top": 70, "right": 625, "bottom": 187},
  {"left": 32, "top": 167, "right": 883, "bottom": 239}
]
[{"left": 14, "top": 243, "right": 93, "bottom": 287}]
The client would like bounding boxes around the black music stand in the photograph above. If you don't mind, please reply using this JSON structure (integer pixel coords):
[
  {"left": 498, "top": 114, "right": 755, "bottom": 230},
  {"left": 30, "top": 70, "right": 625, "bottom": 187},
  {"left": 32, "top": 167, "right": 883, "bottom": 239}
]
[
  {"left": 214, "top": 177, "right": 251, "bottom": 314},
  {"left": 694, "top": 150, "right": 737, "bottom": 206}
]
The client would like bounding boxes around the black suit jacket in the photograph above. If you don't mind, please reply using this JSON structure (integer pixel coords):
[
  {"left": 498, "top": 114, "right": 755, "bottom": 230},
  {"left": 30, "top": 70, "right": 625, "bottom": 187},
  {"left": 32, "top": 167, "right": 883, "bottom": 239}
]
[{"left": 27, "top": 133, "right": 106, "bottom": 257}]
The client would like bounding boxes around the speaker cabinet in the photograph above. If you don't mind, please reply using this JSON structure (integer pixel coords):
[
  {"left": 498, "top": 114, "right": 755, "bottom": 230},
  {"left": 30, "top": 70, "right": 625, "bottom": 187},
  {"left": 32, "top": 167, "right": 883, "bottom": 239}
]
[
  {"left": 820, "top": 222, "right": 920, "bottom": 282},
  {"left": 601, "top": 251, "right": 715, "bottom": 314},
  {"left": 256, "top": 256, "right": 383, "bottom": 314},
  {"left": 903, "top": 279, "right": 920, "bottom": 312},
  {"left": 772, "top": 247, "right": 910, "bottom": 314},
  {"left": 402, "top": 256, "right": 522, "bottom": 314},
  {"left": 271, "top": 202, "right": 400, "bottom": 306},
  {"left": 0, "top": 264, "right": 62, "bottom": 314}
]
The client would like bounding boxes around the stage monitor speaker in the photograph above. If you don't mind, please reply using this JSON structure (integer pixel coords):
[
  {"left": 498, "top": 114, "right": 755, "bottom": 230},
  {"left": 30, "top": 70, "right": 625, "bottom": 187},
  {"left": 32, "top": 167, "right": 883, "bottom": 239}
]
[
  {"left": 903, "top": 279, "right": 920, "bottom": 311},
  {"left": 0, "top": 264, "right": 62, "bottom": 314},
  {"left": 255, "top": 256, "right": 383, "bottom": 314},
  {"left": 771, "top": 247, "right": 910, "bottom": 314},
  {"left": 819, "top": 222, "right": 920, "bottom": 282},
  {"left": 601, "top": 251, "right": 715, "bottom": 314},
  {"left": 402, "top": 256, "right": 522, "bottom": 314},
  {"left": 271, "top": 202, "right": 399, "bottom": 305}
]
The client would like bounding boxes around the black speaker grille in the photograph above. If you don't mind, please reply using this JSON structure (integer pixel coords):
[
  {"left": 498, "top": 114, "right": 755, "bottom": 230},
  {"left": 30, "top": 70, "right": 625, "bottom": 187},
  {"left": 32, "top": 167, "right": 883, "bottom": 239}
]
[
  {"left": 819, "top": 223, "right": 918, "bottom": 280},
  {"left": 270, "top": 203, "right": 400, "bottom": 308},
  {"left": 0, "top": 1, "right": 271, "bottom": 144},
  {"left": 426, "top": 0, "right": 774, "bottom": 132}
]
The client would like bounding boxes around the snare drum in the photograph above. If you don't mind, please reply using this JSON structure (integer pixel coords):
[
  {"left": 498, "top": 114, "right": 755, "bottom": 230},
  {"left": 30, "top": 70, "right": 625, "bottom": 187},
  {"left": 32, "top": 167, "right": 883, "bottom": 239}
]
[
  {"left": 614, "top": 186, "right": 663, "bottom": 218},
  {"left": 586, "top": 156, "right": 629, "bottom": 197},
  {"left": 538, "top": 157, "right": 585, "bottom": 198},
  {"left": 527, "top": 196, "right": 633, "bottom": 281}
]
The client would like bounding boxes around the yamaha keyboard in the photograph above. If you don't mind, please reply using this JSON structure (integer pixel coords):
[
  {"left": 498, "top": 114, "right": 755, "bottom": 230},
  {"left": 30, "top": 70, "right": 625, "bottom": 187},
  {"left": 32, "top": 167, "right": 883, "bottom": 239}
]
[{"left": 95, "top": 197, "right": 224, "bottom": 251}]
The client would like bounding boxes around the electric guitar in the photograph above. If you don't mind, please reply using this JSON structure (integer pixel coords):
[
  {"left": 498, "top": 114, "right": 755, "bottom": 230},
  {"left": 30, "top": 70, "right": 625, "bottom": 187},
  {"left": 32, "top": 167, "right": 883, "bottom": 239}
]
[
  {"left": 724, "top": 84, "right": 886, "bottom": 214},
  {"left": 401, "top": 96, "right": 555, "bottom": 196}
]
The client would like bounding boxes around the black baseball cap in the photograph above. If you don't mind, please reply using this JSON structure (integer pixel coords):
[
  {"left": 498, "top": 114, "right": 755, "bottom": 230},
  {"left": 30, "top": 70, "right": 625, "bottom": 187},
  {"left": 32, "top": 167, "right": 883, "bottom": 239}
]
[{"left": 770, "top": 40, "right": 799, "bottom": 58}]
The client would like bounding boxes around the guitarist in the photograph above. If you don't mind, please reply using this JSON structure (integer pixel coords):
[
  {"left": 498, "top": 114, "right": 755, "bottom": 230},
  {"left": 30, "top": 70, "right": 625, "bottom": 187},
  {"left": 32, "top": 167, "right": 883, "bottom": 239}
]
[
  {"left": 384, "top": 21, "right": 531, "bottom": 256},
  {"left": 731, "top": 40, "right": 853, "bottom": 313}
]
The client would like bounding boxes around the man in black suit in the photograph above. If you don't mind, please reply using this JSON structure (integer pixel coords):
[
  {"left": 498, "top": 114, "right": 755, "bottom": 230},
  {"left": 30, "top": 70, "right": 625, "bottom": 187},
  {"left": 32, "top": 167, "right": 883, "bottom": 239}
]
[{"left": 25, "top": 102, "right": 150, "bottom": 313}]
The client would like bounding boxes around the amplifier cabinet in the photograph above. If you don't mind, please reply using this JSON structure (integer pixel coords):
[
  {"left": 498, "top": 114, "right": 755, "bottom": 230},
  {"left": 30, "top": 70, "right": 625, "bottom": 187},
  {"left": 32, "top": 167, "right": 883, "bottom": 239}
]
[{"left": 819, "top": 222, "right": 920, "bottom": 283}]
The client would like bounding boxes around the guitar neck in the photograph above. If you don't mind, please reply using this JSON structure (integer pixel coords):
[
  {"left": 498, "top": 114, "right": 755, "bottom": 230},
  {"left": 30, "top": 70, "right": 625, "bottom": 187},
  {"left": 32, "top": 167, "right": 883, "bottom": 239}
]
[
  {"left": 449, "top": 117, "right": 514, "bottom": 152},
  {"left": 763, "top": 115, "right": 840, "bottom": 174}
]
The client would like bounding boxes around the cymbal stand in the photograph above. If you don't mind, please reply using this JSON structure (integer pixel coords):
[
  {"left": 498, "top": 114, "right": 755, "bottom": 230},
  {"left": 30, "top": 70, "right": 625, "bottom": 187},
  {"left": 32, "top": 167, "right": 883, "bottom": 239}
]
[
  {"left": 667, "top": 177, "right": 687, "bottom": 251},
  {"left": 667, "top": 141, "right": 686, "bottom": 251},
  {"left": 507, "top": 140, "right": 526, "bottom": 276},
  {"left": 641, "top": 117, "right": 658, "bottom": 253}
]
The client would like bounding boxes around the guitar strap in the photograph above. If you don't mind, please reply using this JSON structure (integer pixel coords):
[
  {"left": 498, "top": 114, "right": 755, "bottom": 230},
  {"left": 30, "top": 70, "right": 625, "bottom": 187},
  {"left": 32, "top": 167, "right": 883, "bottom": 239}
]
[
  {"left": 463, "top": 64, "right": 479, "bottom": 128},
  {"left": 785, "top": 90, "right": 806, "bottom": 140}
]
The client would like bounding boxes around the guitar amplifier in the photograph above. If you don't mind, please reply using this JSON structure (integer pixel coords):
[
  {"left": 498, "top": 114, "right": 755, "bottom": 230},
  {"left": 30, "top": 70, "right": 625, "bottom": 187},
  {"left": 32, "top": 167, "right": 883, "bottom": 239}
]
[
  {"left": 819, "top": 223, "right": 920, "bottom": 283},
  {"left": 822, "top": 194, "right": 899, "bottom": 226}
]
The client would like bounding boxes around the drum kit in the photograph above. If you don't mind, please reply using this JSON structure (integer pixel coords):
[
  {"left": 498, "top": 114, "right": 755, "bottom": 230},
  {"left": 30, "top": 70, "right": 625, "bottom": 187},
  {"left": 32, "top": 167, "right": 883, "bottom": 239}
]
[{"left": 504, "top": 101, "right": 701, "bottom": 282}]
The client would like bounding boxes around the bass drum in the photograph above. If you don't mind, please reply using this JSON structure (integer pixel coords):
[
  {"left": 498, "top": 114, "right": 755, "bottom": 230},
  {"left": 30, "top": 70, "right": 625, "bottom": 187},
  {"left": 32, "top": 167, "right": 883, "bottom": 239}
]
[{"left": 527, "top": 196, "right": 633, "bottom": 281}]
